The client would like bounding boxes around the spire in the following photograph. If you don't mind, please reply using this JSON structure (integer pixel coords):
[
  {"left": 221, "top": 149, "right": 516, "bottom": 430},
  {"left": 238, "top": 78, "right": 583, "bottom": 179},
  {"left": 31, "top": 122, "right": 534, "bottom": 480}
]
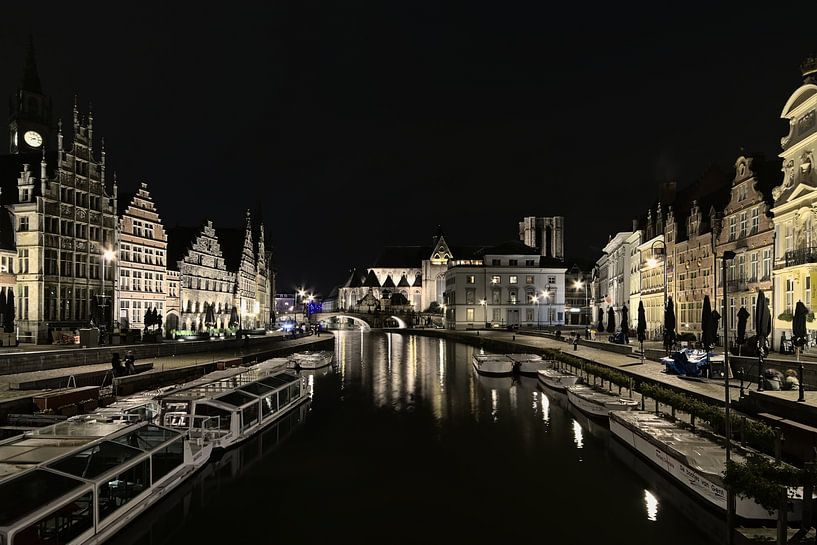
[
  {"left": 22, "top": 35, "right": 42, "bottom": 93},
  {"left": 801, "top": 54, "right": 817, "bottom": 85}
]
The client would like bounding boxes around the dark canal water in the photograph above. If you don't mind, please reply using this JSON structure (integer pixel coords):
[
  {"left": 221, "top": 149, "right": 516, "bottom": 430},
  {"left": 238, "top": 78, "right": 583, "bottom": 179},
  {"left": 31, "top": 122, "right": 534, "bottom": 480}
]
[{"left": 110, "top": 331, "right": 722, "bottom": 545}]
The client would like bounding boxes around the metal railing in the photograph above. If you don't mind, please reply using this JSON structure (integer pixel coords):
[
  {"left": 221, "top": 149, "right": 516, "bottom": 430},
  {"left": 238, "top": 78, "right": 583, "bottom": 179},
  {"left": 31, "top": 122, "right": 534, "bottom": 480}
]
[{"left": 783, "top": 246, "right": 817, "bottom": 268}]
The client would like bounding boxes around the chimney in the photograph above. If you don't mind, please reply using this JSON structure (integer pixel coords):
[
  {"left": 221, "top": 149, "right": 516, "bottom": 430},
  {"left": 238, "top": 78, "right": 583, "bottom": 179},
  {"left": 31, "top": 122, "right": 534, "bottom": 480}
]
[{"left": 632, "top": 219, "right": 638, "bottom": 231}]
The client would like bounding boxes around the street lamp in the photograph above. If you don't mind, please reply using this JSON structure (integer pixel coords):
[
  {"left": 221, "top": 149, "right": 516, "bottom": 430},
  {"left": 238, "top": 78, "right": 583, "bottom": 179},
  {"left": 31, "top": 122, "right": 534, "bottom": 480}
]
[
  {"left": 479, "top": 299, "right": 486, "bottom": 326},
  {"left": 542, "top": 290, "right": 551, "bottom": 328},
  {"left": 574, "top": 279, "right": 588, "bottom": 325},
  {"left": 101, "top": 248, "right": 115, "bottom": 343}
]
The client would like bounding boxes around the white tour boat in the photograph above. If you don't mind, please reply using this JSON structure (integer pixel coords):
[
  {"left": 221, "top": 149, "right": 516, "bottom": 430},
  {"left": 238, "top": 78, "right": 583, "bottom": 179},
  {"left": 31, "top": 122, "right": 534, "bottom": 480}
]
[
  {"left": 537, "top": 368, "right": 580, "bottom": 391},
  {"left": 566, "top": 384, "right": 640, "bottom": 418},
  {"left": 159, "top": 368, "right": 308, "bottom": 451},
  {"left": 0, "top": 415, "right": 213, "bottom": 545},
  {"left": 289, "top": 350, "right": 334, "bottom": 370},
  {"left": 472, "top": 353, "right": 515, "bottom": 376},
  {"left": 506, "top": 353, "right": 552, "bottom": 375},
  {"left": 609, "top": 410, "right": 808, "bottom": 521}
]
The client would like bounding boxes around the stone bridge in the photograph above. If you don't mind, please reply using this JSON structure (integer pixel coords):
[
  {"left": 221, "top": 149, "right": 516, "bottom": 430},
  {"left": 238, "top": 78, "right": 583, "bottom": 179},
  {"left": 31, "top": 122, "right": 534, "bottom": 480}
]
[{"left": 312, "top": 312, "right": 412, "bottom": 330}]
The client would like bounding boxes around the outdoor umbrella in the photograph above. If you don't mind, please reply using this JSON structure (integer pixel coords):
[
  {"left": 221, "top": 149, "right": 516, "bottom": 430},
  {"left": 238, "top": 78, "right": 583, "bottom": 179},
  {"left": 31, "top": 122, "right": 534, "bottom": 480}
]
[
  {"left": 229, "top": 305, "right": 239, "bottom": 328},
  {"left": 204, "top": 302, "right": 216, "bottom": 328},
  {"left": 0, "top": 288, "right": 6, "bottom": 332},
  {"left": 701, "top": 295, "right": 714, "bottom": 350},
  {"left": 663, "top": 296, "right": 676, "bottom": 353},
  {"left": 793, "top": 300, "right": 809, "bottom": 349},
  {"left": 736, "top": 307, "right": 749, "bottom": 345},
  {"left": 620, "top": 304, "right": 629, "bottom": 333},
  {"left": 597, "top": 307, "right": 604, "bottom": 332},
  {"left": 5, "top": 289, "right": 14, "bottom": 333},
  {"left": 606, "top": 307, "right": 616, "bottom": 334},
  {"left": 754, "top": 290, "right": 772, "bottom": 387}
]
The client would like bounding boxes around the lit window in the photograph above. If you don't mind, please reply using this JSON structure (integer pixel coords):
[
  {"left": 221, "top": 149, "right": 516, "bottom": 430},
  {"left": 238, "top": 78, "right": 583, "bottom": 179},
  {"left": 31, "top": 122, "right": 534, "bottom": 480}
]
[
  {"left": 466, "top": 275, "right": 475, "bottom": 284},
  {"left": 509, "top": 276, "right": 518, "bottom": 284}
]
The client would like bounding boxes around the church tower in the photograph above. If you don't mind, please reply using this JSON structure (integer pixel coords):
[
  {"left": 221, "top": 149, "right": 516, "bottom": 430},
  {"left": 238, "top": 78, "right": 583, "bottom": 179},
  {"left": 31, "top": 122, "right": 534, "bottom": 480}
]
[{"left": 8, "top": 37, "right": 52, "bottom": 154}]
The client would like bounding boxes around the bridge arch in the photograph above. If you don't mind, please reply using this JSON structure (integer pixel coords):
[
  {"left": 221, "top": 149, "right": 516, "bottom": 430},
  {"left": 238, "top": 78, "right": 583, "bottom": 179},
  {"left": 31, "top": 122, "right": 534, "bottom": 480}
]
[{"left": 317, "top": 313, "right": 372, "bottom": 331}]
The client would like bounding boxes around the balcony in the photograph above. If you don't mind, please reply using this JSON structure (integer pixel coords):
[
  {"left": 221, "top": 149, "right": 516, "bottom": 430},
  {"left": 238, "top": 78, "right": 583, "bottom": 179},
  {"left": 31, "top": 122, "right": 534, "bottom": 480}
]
[{"left": 783, "top": 247, "right": 817, "bottom": 268}]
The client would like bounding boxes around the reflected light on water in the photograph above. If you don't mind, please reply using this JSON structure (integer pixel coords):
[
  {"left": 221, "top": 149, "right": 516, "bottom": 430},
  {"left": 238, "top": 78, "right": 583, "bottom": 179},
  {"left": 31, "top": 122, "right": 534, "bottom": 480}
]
[
  {"left": 644, "top": 490, "right": 659, "bottom": 522},
  {"left": 572, "top": 420, "right": 584, "bottom": 449},
  {"left": 307, "top": 375, "right": 315, "bottom": 398},
  {"left": 540, "top": 392, "right": 550, "bottom": 422},
  {"left": 491, "top": 389, "right": 499, "bottom": 422}
]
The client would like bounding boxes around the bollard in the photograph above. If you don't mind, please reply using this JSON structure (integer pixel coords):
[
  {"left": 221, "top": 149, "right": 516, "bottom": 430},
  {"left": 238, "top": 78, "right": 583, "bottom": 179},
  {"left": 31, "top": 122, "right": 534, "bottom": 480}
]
[
  {"left": 758, "top": 357, "right": 764, "bottom": 392},
  {"left": 799, "top": 363, "right": 805, "bottom": 403},
  {"left": 739, "top": 370, "right": 744, "bottom": 398}
]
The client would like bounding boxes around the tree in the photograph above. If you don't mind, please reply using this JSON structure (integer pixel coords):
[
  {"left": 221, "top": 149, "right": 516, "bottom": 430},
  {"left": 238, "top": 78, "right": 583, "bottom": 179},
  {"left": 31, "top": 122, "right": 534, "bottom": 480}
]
[
  {"left": 143, "top": 308, "right": 154, "bottom": 331},
  {"left": 425, "top": 301, "right": 442, "bottom": 314}
]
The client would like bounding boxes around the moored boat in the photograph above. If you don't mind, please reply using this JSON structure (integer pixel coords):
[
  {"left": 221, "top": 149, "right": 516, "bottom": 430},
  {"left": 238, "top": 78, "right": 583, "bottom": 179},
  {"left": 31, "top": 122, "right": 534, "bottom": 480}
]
[
  {"left": 289, "top": 350, "right": 334, "bottom": 370},
  {"left": 609, "top": 410, "right": 807, "bottom": 521},
  {"left": 0, "top": 415, "right": 213, "bottom": 545},
  {"left": 158, "top": 369, "right": 308, "bottom": 451},
  {"left": 472, "top": 353, "right": 514, "bottom": 376},
  {"left": 566, "top": 384, "right": 639, "bottom": 418},
  {"left": 506, "top": 353, "right": 551, "bottom": 375},
  {"left": 537, "top": 368, "right": 580, "bottom": 391}
]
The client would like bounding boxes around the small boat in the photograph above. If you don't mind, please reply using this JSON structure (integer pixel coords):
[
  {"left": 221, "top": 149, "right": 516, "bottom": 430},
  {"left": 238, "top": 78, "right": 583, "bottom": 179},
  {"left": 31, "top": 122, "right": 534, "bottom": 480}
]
[
  {"left": 159, "top": 369, "right": 308, "bottom": 451},
  {"left": 537, "top": 368, "right": 580, "bottom": 391},
  {"left": 609, "top": 410, "right": 809, "bottom": 521},
  {"left": 0, "top": 415, "right": 213, "bottom": 545},
  {"left": 506, "top": 353, "right": 552, "bottom": 375},
  {"left": 472, "top": 353, "right": 514, "bottom": 376},
  {"left": 566, "top": 384, "right": 639, "bottom": 418},
  {"left": 289, "top": 351, "right": 334, "bottom": 370}
]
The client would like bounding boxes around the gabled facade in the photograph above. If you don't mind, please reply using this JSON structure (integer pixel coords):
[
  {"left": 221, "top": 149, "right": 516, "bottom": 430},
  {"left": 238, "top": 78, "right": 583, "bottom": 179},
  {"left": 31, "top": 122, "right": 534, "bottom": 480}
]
[
  {"left": 10, "top": 99, "right": 118, "bottom": 343},
  {"left": 715, "top": 155, "right": 776, "bottom": 340},
  {"left": 771, "top": 60, "right": 817, "bottom": 347},
  {"left": 118, "top": 182, "right": 168, "bottom": 332},
  {"left": 175, "top": 220, "right": 236, "bottom": 332},
  {"left": 236, "top": 210, "right": 258, "bottom": 329}
]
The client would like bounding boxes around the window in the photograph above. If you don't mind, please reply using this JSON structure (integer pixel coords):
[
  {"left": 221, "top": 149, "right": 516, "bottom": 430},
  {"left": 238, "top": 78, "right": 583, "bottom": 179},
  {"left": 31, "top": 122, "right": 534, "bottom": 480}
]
[
  {"left": 807, "top": 276, "right": 812, "bottom": 309},
  {"left": 751, "top": 208, "right": 759, "bottom": 233},
  {"left": 786, "top": 278, "right": 794, "bottom": 313},
  {"left": 785, "top": 223, "right": 793, "bottom": 252},
  {"left": 465, "top": 288, "right": 475, "bottom": 305},
  {"left": 492, "top": 308, "right": 501, "bottom": 321},
  {"left": 509, "top": 275, "right": 518, "bottom": 284},
  {"left": 762, "top": 249, "right": 772, "bottom": 279},
  {"left": 739, "top": 211, "right": 747, "bottom": 238},
  {"left": 44, "top": 249, "right": 57, "bottom": 275},
  {"left": 509, "top": 289, "right": 518, "bottom": 304},
  {"left": 121, "top": 244, "right": 131, "bottom": 262},
  {"left": 526, "top": 308, "right": 534, "bottom": 321},
  {"left": 526, "top": 275, "right": 535, "bottom": 284},
  {"left": 466, "top": 275, "right": 475, "bottom": 284},
  {"left": 466, "top": 308, "right": 475, "bottom": 321},
  {"left": 509, "top": 259, "right": 518, "bottom": 266},
  {"left": 750, "top": 253, "right": 758, "bottom": 281},
  {"left": 14, "top": 491, "right": 94, "bottom": 545},
  {"left": 145, "top": 223, "right": 154, "bottom": 239},
  {"left": 491, "top": 275, "right": 500, "bottom": 284},
  {"left": 99, "top": 459, "right": 150, "bottom": 521},
  {"left": 548, "top": 276, "right": 556, "bottom": 284},
  {"left": 526, "top": 259, "right": 535, "bottom": 266},
  {"left": 60, "top": 253, "right": 73, "bottom": 277},
  {"left": 19, "top": 286, "right": 28, "bottom": 319},
  {"left": 74, "top": 257, "right": 86, "bottom": 278},
  {"left": 491, "top": 288, "right": 501, "bottom": 304},
  {"left": 729, "top": 217, "right": 736, "bottom": 240},
  {"left": 492, "top": 259, "right": 500, "bottom": 266},
  {"left": 18, "top": 216, "right": 29, "bottom": 231}
]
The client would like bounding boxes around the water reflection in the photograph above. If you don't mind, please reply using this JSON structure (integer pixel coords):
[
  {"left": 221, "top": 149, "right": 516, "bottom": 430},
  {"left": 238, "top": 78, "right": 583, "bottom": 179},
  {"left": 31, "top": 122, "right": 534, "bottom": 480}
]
[
  {"left": 113, "top": 331, "right": 719, "bottom": 545},
  {"left": 645, "top": 490, "right": 659, "bottom": 522}
]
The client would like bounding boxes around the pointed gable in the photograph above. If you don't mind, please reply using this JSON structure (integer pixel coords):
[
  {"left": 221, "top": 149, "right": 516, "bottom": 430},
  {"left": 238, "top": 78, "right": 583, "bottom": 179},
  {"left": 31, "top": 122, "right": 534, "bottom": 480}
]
[
  {"left": 382, "top": 274, "right": 396, "bottom": 288},
  {"left": 363, "top": 269, "right": 381, "bottom": 288},
  {"left": 343, "top": 268, "right": 363, "bottom": 288},
  {"left": 430, "top": 234, "right": 453, "bottom": 264},
  {"left": 397, "top": 274, "right": 411, "bottom": 287},
  {"left": 413, "top": 273, "right": 422, "bottom": 287}
]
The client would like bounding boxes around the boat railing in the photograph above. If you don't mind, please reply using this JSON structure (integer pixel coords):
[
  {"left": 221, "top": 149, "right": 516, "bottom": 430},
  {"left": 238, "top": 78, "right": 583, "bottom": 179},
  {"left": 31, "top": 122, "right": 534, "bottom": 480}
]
[{"left": 163, "top": 413, "right": 228, "bottom": 444}]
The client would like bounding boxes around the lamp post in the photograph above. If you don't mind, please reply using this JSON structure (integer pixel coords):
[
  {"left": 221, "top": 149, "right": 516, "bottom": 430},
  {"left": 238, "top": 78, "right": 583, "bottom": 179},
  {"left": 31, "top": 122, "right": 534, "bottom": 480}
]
[
  {"left": 647, "top": 239, "right": 668, "bottom": 339},
  {"left": 574, "top": 279, "right": 588, "bottom": 326},
  {"left": 479, "top": 299, "right": 486, "bottom": 327},
  {"left": 721, "top": 250, "right": 736, "bottom": 545},
  {"left": 296, "top": 288, "right": 306, "bottom": 324},
  {"left": 542, "top": 290, "right": 551, "bottom": 328},
  {"left": 101, "top": 248, "right": 115, "bottom": 343},
  {"left": 532, "top": 294, "right": 540, "bottom": 330}
]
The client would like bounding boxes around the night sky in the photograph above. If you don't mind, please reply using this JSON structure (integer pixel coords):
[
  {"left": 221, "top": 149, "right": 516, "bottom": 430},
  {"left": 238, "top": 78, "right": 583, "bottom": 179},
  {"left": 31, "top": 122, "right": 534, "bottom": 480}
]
[{"left": 1, "top": 4, "right": 814, "bottom": 296}]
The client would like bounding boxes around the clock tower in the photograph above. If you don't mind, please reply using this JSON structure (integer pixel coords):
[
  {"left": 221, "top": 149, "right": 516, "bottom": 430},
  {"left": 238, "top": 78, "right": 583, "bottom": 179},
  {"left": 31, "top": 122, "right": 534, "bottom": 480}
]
[{"left": 8, "top": 37, "right": 52, "bottom": 154}]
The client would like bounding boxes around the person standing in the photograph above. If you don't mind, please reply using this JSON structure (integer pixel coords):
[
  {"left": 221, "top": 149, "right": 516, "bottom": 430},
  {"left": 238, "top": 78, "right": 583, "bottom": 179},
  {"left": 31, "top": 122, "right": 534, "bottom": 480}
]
[
  {"left": 124, "top": 350, "right": 136, "bottom": 375},
  {"left": 111, "top": 352, "right": 124, "bottom": 378}
]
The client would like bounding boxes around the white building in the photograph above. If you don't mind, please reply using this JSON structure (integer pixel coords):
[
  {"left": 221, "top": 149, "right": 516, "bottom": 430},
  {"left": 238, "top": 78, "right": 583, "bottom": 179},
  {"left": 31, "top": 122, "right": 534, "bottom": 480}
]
[{"left": 443, "top": 241, "right": 567, "bottom": 330}]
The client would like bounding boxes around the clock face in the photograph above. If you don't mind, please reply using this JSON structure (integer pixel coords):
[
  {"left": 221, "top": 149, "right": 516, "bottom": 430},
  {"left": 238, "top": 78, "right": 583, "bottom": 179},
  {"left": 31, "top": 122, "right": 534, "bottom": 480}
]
[{"left": 23, "top": 130, "right": 43, "bottom": 148}]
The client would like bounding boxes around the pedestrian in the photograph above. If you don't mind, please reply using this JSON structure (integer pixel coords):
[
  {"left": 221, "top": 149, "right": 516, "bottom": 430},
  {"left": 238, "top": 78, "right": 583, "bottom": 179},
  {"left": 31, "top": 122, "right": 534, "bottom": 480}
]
[
  {"left": 111, "top": 352, "right": 124, "bottom": 378},
  {"left": 784, "top": 369, "right": 800, "bottom": 391},
  {"left": 584, "top": 326, "right": 590, "bottom": 340},
  {"left": 124, "top": 350, "right": 136, "bottom": 375},
  {"left": 573, "top": 333, "right": 579, "bottom": 351}
]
